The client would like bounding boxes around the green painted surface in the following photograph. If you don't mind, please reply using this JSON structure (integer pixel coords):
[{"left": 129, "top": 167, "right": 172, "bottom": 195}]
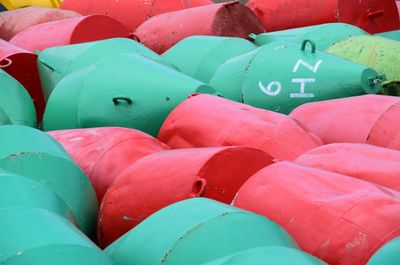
[
  {"left": 37, "top": 38, "right": 170, "bottom": 100},
  {"left": 163, "top": 36, "right": 257, "bottom": 83},
  {"left": 326, "top": 35, "right": 400, "bottom": 95},
  {"left": 43, "top": 53, "right": 215, "bottom": 136},
  {"left": 0, "top": 171, "right": 78, "bottom": 225},
  {"left": 0, "top": 208, "right": 112, "bottom": 265},
  {"left": 0, "top": 69, "right": 36, "bottom": 127},
  {"left": 105, "top": 198, "right": 297, "bottom": 265},
  {"left": 0, "top": 108, "right": 12, "bottom": 125},
  {"left": 367, "top": 237, "right": 400, "bottom": 265},
  {"left": 251, "top": 23, "right": 368, "bottom": 50},
  {"left": 210, "top": 40, "right": 383, "bottom": 114},
  {"left": 201, "top": 247, "right": 327, "bottom": 265},
  {"left": 375, "top": 30, "right": 400, "bottom": 41}
]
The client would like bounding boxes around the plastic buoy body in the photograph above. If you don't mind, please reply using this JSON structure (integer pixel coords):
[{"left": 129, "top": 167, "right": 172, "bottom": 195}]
[
  {"left": 296, "top": 143, "right": 400, "bottom": 192},
  {"left": 43, "top": 54, "right": 214, "bottom": 136},
  {"left": 48, "top": 127, "right": 168, "bottom": 201},
  {"left": 158, "top": 94, "right": 322, "bottom": 160},
  {"left": 289, "top": 95, "right": 400, "bottom": 150},
  {"left": 0, "top": 40, "right": 45, "bottom": 120},
  {"left": 1, "top": 0, "right": 61, "bottom": 9},
  {"left": 37, "top": 38, "right": 168, "bottom": 100},
  {"left": 134, "top": 2, "right": 265, "bottom": 54},
  {"left": 0, "top": 208, "right": 112, "bottom": 265},
  {"left": 0, "top": 171, "right": 77, "bottom": 225},
  {"left": 326, "top": 36, "right": 400, "bottom": 95},
  {"left": 0, "top": 69, "right": 36, "bottom": 127},
  {"left": 375, "top": 30, "right": 400, "bottom": 41},
  {"left": 105, "top": 198, "right": 297, "bottom": 265},
  {"left": 247, "top": 0, "right": 400, "bottom": 34},
  {"left": 210, "top": 41, "right": 383, "bottom": 114},
  {"left": 201, "top": 247, "right": 327, "bottom": 265},
  {"left": 10, "top": 15, "right": 129, "bottom": 52},
  {"left": 0, "top": 125, "right": 98, "bottom": 237},
  {"left": 0, "top": 6, "right": 80, "bottom": 41},
  {"left": 234, "top": 161, "right": 400, "bottom": 265},
  {"left": 60, "top": 0, "right": 211, "bottom": 31},
  {"left": 162, "top": 36, "right": 257, "bottom": 83},
  {"left": 367, "top": 237, "right": 400, "bottom": 265},
  {"left": 98, "top": 147, "right": 273, "bottom": 247},
  {"left": 251, "top": 23, "right": 368, "bottom": 50}
]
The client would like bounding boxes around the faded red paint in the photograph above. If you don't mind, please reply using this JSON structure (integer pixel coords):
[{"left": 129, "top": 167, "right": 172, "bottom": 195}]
[
  {"left": 10, "top": 15, "right": 129, "bottom": 52},
  {"left": 248, "top": 0, "right": 400, "bottom": 34},
  {"left": 158, "top": 94, "right": 322, "bottom": 160},
  {"left": 48, "top": 127, "right": 168, "bottom": 202},
  {"left": 290, "top": 95, "right": 400, "bottom": 150},
  {"left": 0, "top": 6, "right": 80, "bottom": 41},
  {"left": 234, "top": 161, "right": 400, "bottom": 265},
  {"left": 0, "top": 40, "right": 44, "bottom": 121},
  {"left": 296, "top": 143, "right": 400, "bottom": 192},
  {"left": 60, "top": 0, "right": 212, "bottom": 31},
  {"left": 134, "top": 1, "right": 265, "bottom": 54},
  {"left": 98, "top": 147, "right": 273, "bottom": 247}
]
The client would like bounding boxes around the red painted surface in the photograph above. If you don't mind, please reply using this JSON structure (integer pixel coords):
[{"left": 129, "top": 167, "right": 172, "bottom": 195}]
[
  {"left": 290, "top": 95, "right": 400, "bottom": 150},
  {"left": 158, "top": 94, "right": 322, "bottom": 160},
  {"left": 48, "top": 127, "right": 168, "bottom": 202},
  {"left": 296, "top": 143, "right": 400, "bottom": 192},
  {"left": 0, "top": 6, "right": 80, "bottom": 41},
  {"left": 247, "top": 0, "right": 400, "bottom": 33},
  {"left": 234, "top": 161, "right": 400, "bottom": 265},
  {"left": 397, "top": 2, "right": 400, "bottom": 20},
  {"left": 10, "top": 15, "right": 129, "bottom": 52},
  {"left": 0, "top": 40, "right": 44, "bottom": 121},
  {"left": 134, "top": 1, "right": 265, "bottom": 53},
  {"left": 60, "top": 0, "right": 212, "bottom": 31},
  {"left": 98, "top": 147, "right": 273, "bottom": 247}
]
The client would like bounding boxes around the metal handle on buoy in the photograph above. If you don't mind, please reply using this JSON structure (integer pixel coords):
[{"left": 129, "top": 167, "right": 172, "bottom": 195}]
[
  {"left": 301, "top": 39, "right": 316, "bottom": 53},
  {"left": 113, "top": 97, "right": 133, "bottom": 105}
]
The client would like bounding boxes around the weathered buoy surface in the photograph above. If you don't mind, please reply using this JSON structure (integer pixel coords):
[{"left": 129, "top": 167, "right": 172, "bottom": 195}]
[
  {"left": 60, "top": 0, "right": 212, "bottom": 31},
  {"left": 234, "top": 161, "right": 400, "bottom": 265},
  {"left": 158, "top": 94, "right": 323, "bottom": 160},
  {"left": 210, "top": 40, "right": 383, "bottom": 114},
  {"left": 0, "top": 39, "right": 45, "bottom": 120},
  {"left": 289, "top": 95, "right": 400, "bottom": 150},
  {"left": 162, "top": 36, "right": 257, "bottom": 83},
  {"left": 48, "top": 127, "right": 168, "bottom": 202},
  {"left": 43, "top": 54, "right": 214, "bottom": 136},
  {"left": 247, "top": 0, "right": 400, "bottom": 33},
  {"left": 200, "top": 247, "right": 327, "bottom": 265},
  {"left": 375, "top": 30, "right": 400, "bottom": 41},
  {"left": 296, "top": 143, "right": 400, "bottom": 192},
  {"left": 37, "top": 38, "right": 168, "bottom": 100},
  {"left": 104, "top": 198, "right": 297, "bottom": 265},
  {"left": 10, "top": 15, "right": 129, "bottom": 52},
  {"left": 0, "top": 170, "right": 77, "bottom": 225},
  {"left": 0, "top": 208, "right": 113, "bottom": 265},
  {"left": 134, "top": 2, "right": 265, "bottom": 54},
  {"left": 250, "top": 23, "right": 368, "bottom": 50},
  {"left": 0, "top": 69, "right": 36, "bottom": 127},
  {"left": 326, "top": 36, "right": 400, "bottom": 95},
  {"left": 0, "top": 6, "right": 80, "bottom": 41},
  {"left": 98, "top": 147, "right": 273, "bottom": 247}
]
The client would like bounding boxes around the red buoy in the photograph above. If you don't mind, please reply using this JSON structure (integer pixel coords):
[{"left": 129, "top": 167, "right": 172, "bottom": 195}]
[
  {"left": 98, "top": 146, "right": 273, "bottom": 247},
  {"left": 0, "top": 6, "right": 80, "bottom": 41},
  {"left": 10, "top": 15, "right": 129, "bottom": 52},
  {"left": 158, "top": 94, "right": 322, "bottom": 160},
  {"left": 48, "top": 127, "right": 168, "bottom": 202},
  {"left": 134, "top": 1, "right": 265, "bottom": 53},
  {"left": 290, "top": 95, "right": 400, "bottom": 150},
  {"left": 0, "top": 40, "right": 44, "bottom": 121},
  {"left": 296, "top": 143, "right": 400, "bottom": 192},
  {"left": 234, "top": 161, "right": 400, "bottom": 265},
  {"left": 60, "top": 0, "right": 212, "bottom": 31},
  {"left": 247, "top": 0, "right": 400, "bottom": 34}
]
